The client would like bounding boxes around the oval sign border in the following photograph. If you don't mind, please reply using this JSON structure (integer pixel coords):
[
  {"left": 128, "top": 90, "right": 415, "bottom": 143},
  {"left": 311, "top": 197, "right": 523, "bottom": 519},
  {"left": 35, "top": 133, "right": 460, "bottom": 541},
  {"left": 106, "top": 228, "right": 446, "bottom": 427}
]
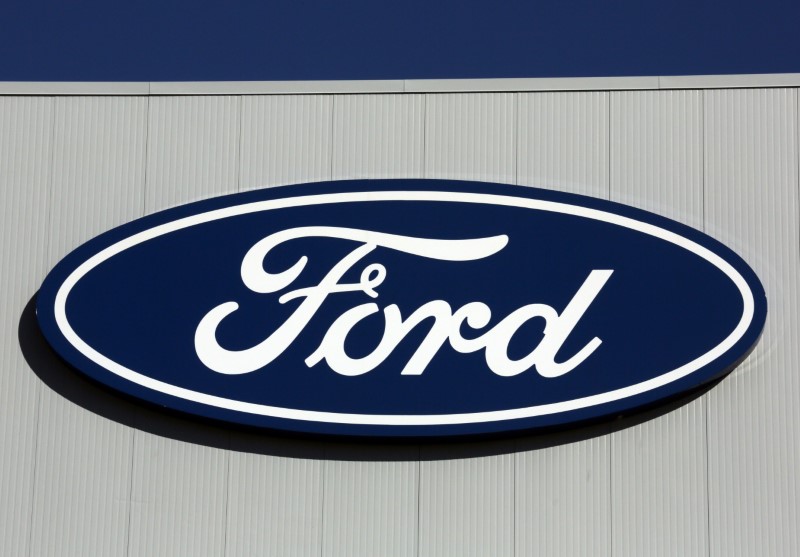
[{"left": 36, "top": 180, "right": 768, "bottom": 438}]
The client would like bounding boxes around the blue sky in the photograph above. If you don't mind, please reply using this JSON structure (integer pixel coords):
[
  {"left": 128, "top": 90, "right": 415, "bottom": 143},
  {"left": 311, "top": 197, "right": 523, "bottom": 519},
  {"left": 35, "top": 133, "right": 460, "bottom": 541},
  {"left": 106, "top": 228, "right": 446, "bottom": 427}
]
[{"left": 2, "top": 0, "right": 799, "bottom": 81}]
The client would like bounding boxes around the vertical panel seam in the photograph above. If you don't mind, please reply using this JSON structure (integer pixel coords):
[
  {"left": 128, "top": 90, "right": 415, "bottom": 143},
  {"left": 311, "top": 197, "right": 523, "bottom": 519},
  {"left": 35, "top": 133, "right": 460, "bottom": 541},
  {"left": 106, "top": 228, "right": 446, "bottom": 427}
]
[
  {"left": 701, "top": 90, "right": 707, "bottom": 234},
  {"left": 223, "top": 96, "right": 242, "bottom": 555},
  {"left": 124, "top": 427, "right": 137, "bottom": 557},
  {"left": 701, "top": 89, "right": 713, "bottom": 557},
  {"left": 222, "top": 441, "right": 231, "bottom": 557},
  {"left": 512, "top": 438, "right": 517, "bottom": 557},
  {"left": 607, "top": 92, "right": 611, "bottom": 199},
  {"left": 418, "top": 94, "right": 428, "bottom": 544},
  {"left": 25, "top": 97, "right": 56, "bottom": 557},
  {"left": 416, "top": 447, "right": 421, "bottom": 557},
  {"left": 329, "top": 96, "right": 335, "bottom": 181},
  {"left": 125, "top": 95, "right": 149, "bottom": 557},
  {"left": 422, "top": 95, "right": 427, "bottom": 178},
  {"left": 607, "top": 90, "right": 614, "bottom": 557},
  {"left": 236, "top": 96, "right": 243, "bottom": 193},
  {"left": 514, "top": 93, "right": 519, "bottom": 185},
  {"left": 226, "top": 96, "right": 243, "bottom": 557},
  {"left": 422, "top": 95, "right": 428, "bottom": 178},
  {"left": 141, "top": 96, "right": 151, "bottom": 218},
  {"left": 319, "top": 447, "right": 326, "bottom": 557},
  {"left": 511, "top": 93, "right": 520, "bottom": 557},
  {"left": 142, "top": 97, "right": 152, "bottom": 214}
]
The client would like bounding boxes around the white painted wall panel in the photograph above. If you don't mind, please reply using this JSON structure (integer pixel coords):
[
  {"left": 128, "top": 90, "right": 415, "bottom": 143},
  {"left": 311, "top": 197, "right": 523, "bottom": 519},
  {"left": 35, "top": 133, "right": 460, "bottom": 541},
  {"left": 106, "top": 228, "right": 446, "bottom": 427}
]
[
  {"left": 419, "top": 447, "right": 514, "bottom": 557},
  {"left": 326, "top": 94, "right": 424, "bottom": 555},
  {"left": 425, "top": 93, "right": 515, "bottom": 182},
  {"left": 704, "top": 87, "right": 800, "bottom": 557},
  {"left": 610, "top": 90, "right": 704, "bottom": 228},
  {"left": 514, "top": 90, "right": 613, "bottom": 557},
  {"left": 131, "top": 95, "right": 241, "bottom": 557},
  {"left": 517, "top": 91, "right": 608, "bottom": 197},
  {"left": 610, "top": 402, "right": 708, "bottom": 557},
  {"left": 128, "top": 434, "right": 228, "bottom": 557},
  {"left": 322, "top": 449, "right": 418, "bottom": 557},
  {"left": 333, "top": 94, "right": 424, "bottom": 179},
  {"left": 47, "top": 96, "right": 148, "bottom": 260},
  {"left": 516, "top": 437, "right": 610, "bottom": 556},
  {"left": 1, "top": 86, "right": 798, "bottom": 557},
  {"left": 0, "top": 96, "right": 52, "bottom": 557},
  {"left": 145, "top": 95, "right": 240, "bottom": 211},
  {"left": 228, "top": 94, "right": 329, "bottom": 556},
  {"left": 29, "top": 397, "right": 134, "bottom": 557},
  {"left": 609, "top": 90, "right": 709, "bottom": 557},
  {"left": 28, "top": 96, "right": 148, "bottom": 557},
  {"left": 239, "top": 94, "right": 332, "bottom": 190},
  {"left": 225, "top": 442, "right": 323, "bottom": 557},
  {"left": 420, "top": 95, "right": 515, "bottom": 556}
]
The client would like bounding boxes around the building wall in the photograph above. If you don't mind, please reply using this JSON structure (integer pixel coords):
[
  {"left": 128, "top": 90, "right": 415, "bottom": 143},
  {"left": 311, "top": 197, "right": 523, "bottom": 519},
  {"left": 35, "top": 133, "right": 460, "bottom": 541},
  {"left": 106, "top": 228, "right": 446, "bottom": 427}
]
[{"left": 0, "top": 86, "right": 797, "bottom": 556}]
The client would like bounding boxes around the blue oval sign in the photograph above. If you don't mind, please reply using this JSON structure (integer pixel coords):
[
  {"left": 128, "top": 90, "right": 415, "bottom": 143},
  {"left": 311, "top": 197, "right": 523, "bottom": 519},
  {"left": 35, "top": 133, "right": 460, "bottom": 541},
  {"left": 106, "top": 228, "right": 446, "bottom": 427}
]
[{"left": 37, "top": 180, "right": 767, "bottom": 437}]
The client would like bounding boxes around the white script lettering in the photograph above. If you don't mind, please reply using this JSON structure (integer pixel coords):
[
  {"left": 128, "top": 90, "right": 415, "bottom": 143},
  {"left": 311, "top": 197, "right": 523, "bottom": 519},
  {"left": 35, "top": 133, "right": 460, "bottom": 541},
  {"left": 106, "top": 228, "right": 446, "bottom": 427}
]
[{"left": 194, "top": 227, "right": 613, "bottom": 378}]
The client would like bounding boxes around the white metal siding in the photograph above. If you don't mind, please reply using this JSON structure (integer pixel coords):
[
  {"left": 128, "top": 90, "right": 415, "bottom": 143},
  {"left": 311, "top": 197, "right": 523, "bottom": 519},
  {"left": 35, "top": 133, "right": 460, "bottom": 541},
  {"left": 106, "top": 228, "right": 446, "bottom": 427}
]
[
  {"left": 323, "top": 451, "right": 418, "bottom": 557},
  {"left": 515, "top": 90, "right": 613, "bottom": 556},
  {"left": 609, "top": 90, "right": 709, "bottom": 557},
  {"left": 517, "top": 91, "right": 609, "bottom": 197},
  {"left": 0, "top": 86, "right": 797, "bottom": 557},
  {"left": 421, "top": 93, "right": 517, "bottom": 556},
  {"left": 704, "top": 87, "right": 799, "bottom": 557},
  {"left": 420, "top": 445, "right": 515, "bottom": 557},
  {"left": 425, "top": 93, "right": 515, "bottom": 183},
  {"left": 240, "top": 95, "right": 332, "bottom": 190},
  {"left": 332, "top": 94, "right": 425, "bottom": 180},
  {"left": 515, "top": 437, "right": 611, "bottom": 556},
  {"left": 26, "top": 96, "right": 147, "bottom": 557},
  {"left": 0, "top": 96, "right": 53, "bottom": 557},
  {"left": 225, "top": 443, "right": 324, "bottom": 557},
  {"left": 129, "top": 95, "right": 241, "bottom": 557},
  {"left": 145, "top": 95, "right": 241, "bottom": 210}
]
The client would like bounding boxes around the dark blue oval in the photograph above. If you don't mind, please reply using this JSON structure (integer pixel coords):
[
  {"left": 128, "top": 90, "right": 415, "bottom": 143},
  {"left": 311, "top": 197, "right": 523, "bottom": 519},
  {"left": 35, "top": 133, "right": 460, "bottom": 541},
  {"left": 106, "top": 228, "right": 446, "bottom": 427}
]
[{"left": 36, "top": 180, "right": 767, "bottom": 438}]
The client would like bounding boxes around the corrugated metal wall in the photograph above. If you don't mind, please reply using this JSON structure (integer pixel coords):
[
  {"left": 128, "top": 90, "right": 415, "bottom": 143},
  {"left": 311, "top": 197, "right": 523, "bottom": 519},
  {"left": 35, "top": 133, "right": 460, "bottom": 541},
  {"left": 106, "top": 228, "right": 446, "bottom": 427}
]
[{"left": 0, "top": 87, "right": 797, "bottom": 556}]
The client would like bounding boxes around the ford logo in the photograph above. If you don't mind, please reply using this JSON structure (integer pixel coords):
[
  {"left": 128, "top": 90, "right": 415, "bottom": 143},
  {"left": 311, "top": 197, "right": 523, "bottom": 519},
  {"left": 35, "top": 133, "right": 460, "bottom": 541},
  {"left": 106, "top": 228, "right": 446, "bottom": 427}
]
[{"left": 36, "top": 180, "right": 767, "bottom": 438}]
